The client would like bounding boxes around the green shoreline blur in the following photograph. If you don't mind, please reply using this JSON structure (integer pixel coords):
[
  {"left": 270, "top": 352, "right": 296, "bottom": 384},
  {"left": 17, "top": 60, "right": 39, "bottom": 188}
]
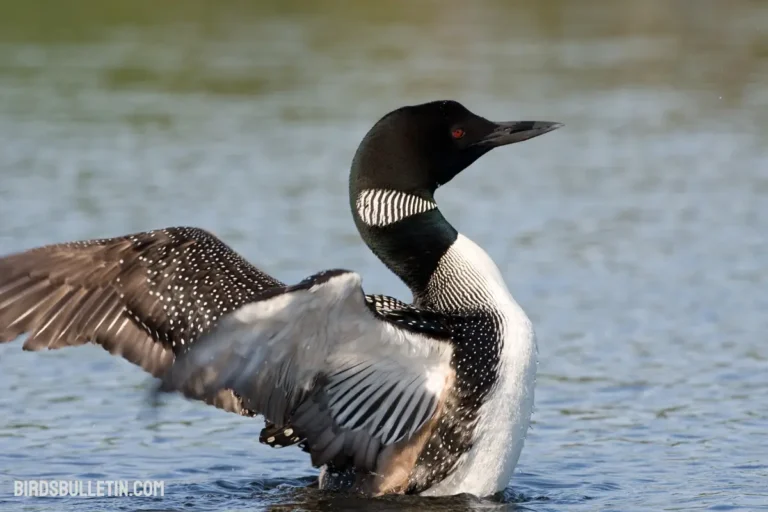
[{"left": 0, "top": 0, "right": 764, "bottom": 104}]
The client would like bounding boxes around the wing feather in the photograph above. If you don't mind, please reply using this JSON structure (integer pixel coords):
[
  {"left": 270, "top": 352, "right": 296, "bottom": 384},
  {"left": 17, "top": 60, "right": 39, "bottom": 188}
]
[
  {"left": 0, "top": 227, "right": 283, "bottom": 415},
  {"left": 158, "top": 269, "right": 454, "bottom": 471}
]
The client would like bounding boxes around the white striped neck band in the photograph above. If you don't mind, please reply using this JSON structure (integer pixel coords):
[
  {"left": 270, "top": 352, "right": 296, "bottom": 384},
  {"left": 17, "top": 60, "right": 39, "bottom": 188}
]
[{"left": 355, "top": 189, "right": 438, "bottom": 227}]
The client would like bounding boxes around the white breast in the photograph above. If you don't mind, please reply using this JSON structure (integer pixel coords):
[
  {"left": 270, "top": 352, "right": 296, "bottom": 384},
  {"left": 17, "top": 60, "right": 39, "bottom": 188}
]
[{"left": 419, "top": 234, "right": 538, "bottom": 497}]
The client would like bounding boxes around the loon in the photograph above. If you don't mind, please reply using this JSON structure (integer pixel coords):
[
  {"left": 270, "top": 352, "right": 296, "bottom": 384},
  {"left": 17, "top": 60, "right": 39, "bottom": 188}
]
[{"left": 0, "top": 100, "right": 561, "bottom": 497}]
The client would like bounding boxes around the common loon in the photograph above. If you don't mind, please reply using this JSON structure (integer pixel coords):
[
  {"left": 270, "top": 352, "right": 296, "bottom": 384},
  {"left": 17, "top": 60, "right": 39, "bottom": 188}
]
[{"left": 0, "top": 101, "right": 561, "bottom": 497}]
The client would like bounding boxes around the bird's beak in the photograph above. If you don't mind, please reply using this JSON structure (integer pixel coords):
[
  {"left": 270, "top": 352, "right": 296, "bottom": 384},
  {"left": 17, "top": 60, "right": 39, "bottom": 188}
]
[{"left": 475, "top": 121, "right": 563, "bottom": 148}]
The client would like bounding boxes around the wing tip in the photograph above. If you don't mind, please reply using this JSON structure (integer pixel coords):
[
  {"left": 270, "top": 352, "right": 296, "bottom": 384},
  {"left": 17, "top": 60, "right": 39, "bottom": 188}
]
[{"left": 295, "top": 269, "right": 361, "bottom": 290}]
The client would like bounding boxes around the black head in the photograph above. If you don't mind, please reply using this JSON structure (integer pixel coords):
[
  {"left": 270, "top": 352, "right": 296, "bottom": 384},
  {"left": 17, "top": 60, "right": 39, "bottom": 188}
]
[{"left": 350, "top": 100, "right": 562, "bottom": 196}]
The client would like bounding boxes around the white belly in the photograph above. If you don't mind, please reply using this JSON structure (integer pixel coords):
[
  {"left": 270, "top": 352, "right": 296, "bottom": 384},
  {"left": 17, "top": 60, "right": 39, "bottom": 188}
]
[{"left": 419, "top": 234, "right": 539, "bottom": 497}]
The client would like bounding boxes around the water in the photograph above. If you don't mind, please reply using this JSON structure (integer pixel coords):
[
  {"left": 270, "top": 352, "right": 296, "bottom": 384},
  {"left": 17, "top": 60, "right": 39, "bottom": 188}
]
[{"left": 0, "top": 1, "right": 766, "bottom": 510}]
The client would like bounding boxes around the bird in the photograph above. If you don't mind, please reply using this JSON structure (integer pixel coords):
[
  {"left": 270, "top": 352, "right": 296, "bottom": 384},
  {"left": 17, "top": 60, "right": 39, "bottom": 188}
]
[{"left": 0, "top": 100, "right": 561, "bottom": 497}]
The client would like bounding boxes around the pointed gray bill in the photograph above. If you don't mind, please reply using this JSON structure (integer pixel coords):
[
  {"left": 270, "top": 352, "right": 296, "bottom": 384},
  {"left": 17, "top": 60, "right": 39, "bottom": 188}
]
[{"left": 476, "top": 121, "right": 564, "bottom": 148}]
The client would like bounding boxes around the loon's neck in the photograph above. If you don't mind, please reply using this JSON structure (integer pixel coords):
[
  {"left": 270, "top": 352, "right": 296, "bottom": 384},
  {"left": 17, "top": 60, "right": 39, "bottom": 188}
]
[
  {"left": 350, "top": 186, "right": 521, "bottom": 316},
  {"left": 351, "top": 188, "right": 458, "bottom": 297}
]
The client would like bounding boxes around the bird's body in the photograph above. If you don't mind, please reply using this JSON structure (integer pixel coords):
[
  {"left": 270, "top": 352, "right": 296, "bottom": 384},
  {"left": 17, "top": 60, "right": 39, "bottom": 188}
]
[
  {"left": 0, "top": 101, "right": 560, "bottom": 497},
  {"left": 414, "top": 234, "right": 537, "bottom": 497}
]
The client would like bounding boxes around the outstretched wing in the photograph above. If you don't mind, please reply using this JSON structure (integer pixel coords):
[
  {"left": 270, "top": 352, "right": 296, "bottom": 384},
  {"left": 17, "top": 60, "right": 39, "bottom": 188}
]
[
  {"left": 0, "top": 226, "right": 282, "bottom": 413},
  {"left": 158, "top": 269, "right": 455, "bottom": 475}
]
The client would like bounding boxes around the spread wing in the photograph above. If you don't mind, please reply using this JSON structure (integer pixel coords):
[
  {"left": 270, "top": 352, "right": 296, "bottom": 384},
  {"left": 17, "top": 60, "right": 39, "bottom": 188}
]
[
  {"left": 0, "top": 226, "right": 283, "bottom": 414},
  {"left": 158, "top": 270, "right": 455, "bottom": 472}
]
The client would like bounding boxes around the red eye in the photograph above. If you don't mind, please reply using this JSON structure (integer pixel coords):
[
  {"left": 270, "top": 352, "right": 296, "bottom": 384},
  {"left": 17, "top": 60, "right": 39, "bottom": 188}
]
[{"left": 451, "top": 128, "right": 465, "bottom": 139}]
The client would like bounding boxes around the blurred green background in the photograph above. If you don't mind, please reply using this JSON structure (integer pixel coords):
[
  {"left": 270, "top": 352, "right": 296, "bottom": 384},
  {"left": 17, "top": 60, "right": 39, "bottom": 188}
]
[{"left": 0, "top": 0, "right": 764, "bottom": 120}]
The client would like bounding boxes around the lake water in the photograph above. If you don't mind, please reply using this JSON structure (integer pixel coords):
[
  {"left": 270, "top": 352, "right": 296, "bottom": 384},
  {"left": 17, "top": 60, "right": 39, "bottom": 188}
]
[{"left": 0, "top": 1, "right": 766, "bottom": 510}]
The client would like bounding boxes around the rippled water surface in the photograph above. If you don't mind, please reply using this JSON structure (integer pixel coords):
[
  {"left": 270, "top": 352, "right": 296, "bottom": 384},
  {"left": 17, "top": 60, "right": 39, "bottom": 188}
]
[{"left": 1, "top": 1, "right": 767, "bottom": 510}]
